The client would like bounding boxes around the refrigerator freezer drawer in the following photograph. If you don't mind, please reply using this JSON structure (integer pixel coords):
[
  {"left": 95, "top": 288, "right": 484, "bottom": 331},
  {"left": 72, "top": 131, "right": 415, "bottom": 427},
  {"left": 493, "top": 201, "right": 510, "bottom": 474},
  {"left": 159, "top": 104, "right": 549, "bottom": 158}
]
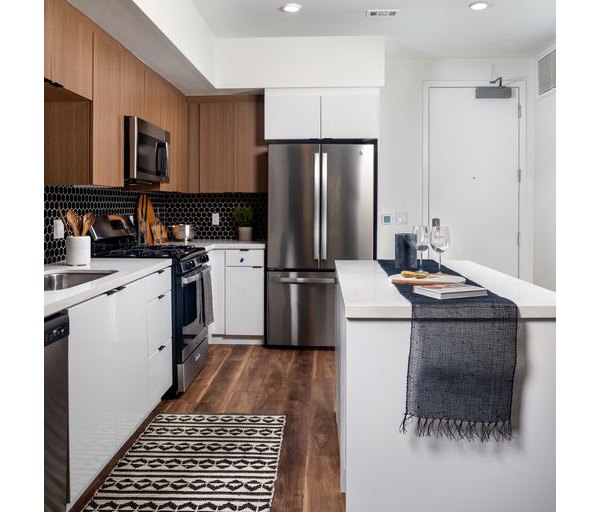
[{"left": 267, "top": 271, "right": 336, "bottom": 347}]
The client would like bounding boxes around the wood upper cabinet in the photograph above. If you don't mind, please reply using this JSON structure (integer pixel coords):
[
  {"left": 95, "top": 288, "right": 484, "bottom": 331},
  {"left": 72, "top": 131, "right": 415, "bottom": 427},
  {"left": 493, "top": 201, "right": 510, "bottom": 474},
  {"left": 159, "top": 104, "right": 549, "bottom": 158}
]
[
  {"left": 187, "top": 103, "right": 200, "bottom": 193},
  {"left": 143, "top": 70, "right": 162, "bottom": 127},
  {"left": 45, "top": 0, "right": 93, "bottom": 100},
  {"left": 120, "top": 50, "right": 145, "bottom": 119},
  {"left": 92, "top": 32, "right": 123, "bottom": 187},
  {"left": 192, "top": 97, "right": 267, "bottom": 193},
  {"left": 233, "top": 100, "right": 268, "bottom": 192},
  {"left": 199, "top": 102, "right": 235, "bottom": 192}
]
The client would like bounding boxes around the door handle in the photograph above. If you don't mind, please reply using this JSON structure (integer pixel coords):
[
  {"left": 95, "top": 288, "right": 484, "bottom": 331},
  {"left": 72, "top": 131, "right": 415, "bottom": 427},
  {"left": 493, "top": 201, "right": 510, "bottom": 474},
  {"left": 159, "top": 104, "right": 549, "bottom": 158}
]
[
  {"left": 314, "top": 152, "right": 320, "bottom": 261},
  {"left": 276, "top": 277, "right": 336, "bottom": 285},
  {"left": 321, "top": 152, "right": 328, "bottom": 262}
]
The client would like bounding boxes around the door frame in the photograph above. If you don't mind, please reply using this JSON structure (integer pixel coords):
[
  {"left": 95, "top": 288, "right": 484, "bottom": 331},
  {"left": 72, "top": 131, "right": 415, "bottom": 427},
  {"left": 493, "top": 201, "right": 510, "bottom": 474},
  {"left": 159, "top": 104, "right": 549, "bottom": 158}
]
[{"left": 422, "top": 80, "right": 528, "bottom": 278}]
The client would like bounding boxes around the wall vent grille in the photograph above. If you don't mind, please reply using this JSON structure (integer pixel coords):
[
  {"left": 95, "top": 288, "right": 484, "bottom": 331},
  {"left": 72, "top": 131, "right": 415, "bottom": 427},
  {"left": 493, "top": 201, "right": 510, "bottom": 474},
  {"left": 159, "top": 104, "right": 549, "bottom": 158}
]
[
  {"left": 365, "top": 9, "right": 399, "bottom": 17},
  {"left": 538, "top": 49, "right": 556, "bottom": 96}
]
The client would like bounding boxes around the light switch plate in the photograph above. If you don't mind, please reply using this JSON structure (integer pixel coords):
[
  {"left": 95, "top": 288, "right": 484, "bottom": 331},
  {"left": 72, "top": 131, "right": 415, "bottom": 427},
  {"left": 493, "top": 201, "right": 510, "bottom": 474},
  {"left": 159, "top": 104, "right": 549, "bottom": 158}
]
[
  {"left": 381, "top": 213, "right": 392, "bottom": 225},
  {"left": 53, "top": 218, "right": 65, "bottom": 239},
  {"left": 395, "top": 211, "right": 408, "bottom": 225},
  {"left": 212, "top": 213, "right": 220, "bottom": 226}
]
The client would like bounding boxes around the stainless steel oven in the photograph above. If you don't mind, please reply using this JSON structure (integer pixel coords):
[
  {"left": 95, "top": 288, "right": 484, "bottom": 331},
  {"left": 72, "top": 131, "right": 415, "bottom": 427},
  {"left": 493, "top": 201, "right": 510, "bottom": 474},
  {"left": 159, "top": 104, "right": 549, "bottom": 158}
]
[{"left": 175, "top": 261, "right": 213, "bottom": 393}]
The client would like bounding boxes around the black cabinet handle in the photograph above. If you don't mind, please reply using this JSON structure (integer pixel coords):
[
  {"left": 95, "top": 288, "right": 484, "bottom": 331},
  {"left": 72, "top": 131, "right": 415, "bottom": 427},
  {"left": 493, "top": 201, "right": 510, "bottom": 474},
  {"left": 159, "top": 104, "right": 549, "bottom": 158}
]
[
  {"left": 106, "top": 285, "right": 126, "bottom": 296},
  {"left": 158, "top": 294, "right": 166, "bottom": 300},
  {"left": 158, "top": 269, "right": 165, "bottom": 274},
  {"left": 158, "top": 344, "right": 166, "bottom": 351}
]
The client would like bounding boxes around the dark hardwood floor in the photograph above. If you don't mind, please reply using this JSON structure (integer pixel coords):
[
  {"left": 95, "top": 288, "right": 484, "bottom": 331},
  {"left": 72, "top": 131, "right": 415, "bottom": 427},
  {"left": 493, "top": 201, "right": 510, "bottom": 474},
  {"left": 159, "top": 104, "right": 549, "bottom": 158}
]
[{"left": 71, "top": 345, "right": 345, "bottom": 512}]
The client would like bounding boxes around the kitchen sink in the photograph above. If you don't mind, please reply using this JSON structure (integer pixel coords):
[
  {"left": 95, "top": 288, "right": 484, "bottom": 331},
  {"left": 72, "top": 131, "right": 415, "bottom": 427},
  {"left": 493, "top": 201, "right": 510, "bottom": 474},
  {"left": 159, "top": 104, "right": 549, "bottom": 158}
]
[{"left": 44, "top": 270, "right": 117, "bottom": 291}]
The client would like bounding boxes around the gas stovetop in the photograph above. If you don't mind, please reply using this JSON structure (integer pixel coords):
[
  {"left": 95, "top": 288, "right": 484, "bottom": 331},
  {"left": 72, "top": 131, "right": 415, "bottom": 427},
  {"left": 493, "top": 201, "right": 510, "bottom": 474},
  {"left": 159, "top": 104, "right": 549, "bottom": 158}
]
[{"left": 98, "top": 244, "right": 205, "bottom": 259}]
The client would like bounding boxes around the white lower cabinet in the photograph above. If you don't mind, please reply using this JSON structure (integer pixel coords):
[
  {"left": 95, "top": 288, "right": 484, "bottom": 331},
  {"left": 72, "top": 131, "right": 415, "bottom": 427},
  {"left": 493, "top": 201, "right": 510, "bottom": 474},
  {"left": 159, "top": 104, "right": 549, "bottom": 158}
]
[
  {"left": 148, "top": 341, "right": 173, "bottom": 408},
  {"left": 225, "top": 266, "right": 264, "bottom": 336},
  {"left": 69, "top": 293, "right": 116, "bottom": 504},
  {"left": 68, "top": 267, "right": 172, "bottom": 505},
  {"left": 208, "top": 250, "right": 226, "bottom": 335}
]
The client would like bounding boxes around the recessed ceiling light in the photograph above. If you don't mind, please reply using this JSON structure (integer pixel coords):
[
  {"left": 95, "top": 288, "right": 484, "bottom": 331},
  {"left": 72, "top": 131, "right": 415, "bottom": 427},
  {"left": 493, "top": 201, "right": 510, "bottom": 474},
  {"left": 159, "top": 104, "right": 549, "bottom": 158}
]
[
  {"left": 280, "top": 3, "right": 302, "bottom": 14},
  {"left": 469, "top": 1, "right": 490, "bottom": 10}
]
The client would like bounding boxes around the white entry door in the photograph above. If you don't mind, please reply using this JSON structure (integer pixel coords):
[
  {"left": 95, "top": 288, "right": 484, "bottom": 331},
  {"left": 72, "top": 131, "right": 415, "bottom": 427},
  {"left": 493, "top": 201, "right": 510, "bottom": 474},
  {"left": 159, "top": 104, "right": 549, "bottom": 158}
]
[{"left": 428, "top": 86, "right": 520, "bottom": 276}]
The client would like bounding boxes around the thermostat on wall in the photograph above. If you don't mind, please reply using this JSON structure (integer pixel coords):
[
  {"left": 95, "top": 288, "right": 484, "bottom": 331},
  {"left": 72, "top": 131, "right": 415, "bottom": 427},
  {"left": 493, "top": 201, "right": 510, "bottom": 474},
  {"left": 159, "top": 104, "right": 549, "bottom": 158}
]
[{"left": 381, "top": 213, "right": 393, "bottom": 225}]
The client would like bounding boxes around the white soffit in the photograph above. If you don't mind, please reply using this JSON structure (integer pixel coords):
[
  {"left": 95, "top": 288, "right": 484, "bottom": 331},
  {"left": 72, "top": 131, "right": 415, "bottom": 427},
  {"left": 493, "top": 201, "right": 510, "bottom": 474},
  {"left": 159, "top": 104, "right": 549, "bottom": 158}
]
[{"left": 193, "top": 0, "right": 556, "bottom": 58}]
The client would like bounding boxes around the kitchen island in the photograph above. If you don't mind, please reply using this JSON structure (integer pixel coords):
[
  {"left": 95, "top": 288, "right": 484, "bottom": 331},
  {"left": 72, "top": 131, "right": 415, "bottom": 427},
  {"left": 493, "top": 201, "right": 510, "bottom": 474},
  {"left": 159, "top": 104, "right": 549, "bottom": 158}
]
[{"left": 335, "top": 260, "right": 556, "bottom": 512}]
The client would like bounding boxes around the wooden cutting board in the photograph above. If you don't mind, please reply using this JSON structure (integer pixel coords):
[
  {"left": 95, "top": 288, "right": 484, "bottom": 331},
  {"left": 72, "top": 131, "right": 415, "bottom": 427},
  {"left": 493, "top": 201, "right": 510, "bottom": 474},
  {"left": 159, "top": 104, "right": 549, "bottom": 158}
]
[
  {"left": 136, "top": 194, "right": 153, "bottom": 245},
  {"left": 388, "top": 273, "right": 466, "bottom": 286}
]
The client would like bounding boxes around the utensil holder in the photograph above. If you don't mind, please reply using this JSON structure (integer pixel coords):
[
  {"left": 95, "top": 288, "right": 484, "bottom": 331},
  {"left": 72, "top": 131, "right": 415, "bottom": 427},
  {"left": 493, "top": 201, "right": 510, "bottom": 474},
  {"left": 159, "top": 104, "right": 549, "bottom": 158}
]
[
  {"left": 66, "top": 236, "right": 91, "bottom": 266},
  {"left": 395, "top": 233, "right": 417, "bottom": 270}
]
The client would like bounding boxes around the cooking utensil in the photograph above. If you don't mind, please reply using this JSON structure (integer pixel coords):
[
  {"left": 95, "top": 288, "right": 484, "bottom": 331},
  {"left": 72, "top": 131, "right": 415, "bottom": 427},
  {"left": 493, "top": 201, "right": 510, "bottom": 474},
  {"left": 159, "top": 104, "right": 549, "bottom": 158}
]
[
  {"left": 57, "top": 207, "right": 71, "bottom": 236},
  {"left": 171, "top": 224, "right": 198, "bottom": 241},
  {"left": 66, "top": 209, "right": 80, "bottom": 237},
  {"left": 81, "top": 212, "right": 96, "bottom": 237}
]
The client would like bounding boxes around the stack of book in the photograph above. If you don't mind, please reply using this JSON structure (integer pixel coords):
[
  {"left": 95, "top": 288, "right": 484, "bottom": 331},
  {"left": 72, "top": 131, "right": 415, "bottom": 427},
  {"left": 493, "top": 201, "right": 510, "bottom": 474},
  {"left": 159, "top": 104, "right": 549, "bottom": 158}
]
[{"left": 413, "top": 283, "right": 488, "bottom": 300}]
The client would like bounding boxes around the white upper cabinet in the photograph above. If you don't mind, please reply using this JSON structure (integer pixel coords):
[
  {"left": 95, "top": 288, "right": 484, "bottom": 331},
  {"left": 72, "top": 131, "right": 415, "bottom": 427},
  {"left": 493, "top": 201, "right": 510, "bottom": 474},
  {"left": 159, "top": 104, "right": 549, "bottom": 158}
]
[
  {"left": 264, "top": 91, "right": 321, "bottom": 140},
  {"left": 265, "top": 88, "right": 380, "bottom": 140},
  {"left": 320, "top": 89, "right": 380, "bottom": 139}
]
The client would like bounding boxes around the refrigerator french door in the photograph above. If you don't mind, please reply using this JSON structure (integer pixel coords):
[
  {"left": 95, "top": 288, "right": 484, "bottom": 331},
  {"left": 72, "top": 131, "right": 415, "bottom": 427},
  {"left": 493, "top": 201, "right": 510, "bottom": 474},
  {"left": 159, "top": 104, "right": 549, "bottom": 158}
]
[{"left": 267, "top": 142, "right": 375, "bottom": 346}]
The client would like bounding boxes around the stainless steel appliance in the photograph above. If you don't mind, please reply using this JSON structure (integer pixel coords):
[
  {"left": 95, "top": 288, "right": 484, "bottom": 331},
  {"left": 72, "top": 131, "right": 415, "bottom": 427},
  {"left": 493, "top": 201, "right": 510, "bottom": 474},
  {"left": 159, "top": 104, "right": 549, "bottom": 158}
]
[
  {"left": 124, "top": 116, "right": 170, "bottom": 184},
  {"left": 91, "top": 215, "right": 212, "bottom": 393},
  {"left": 267, "top": 142, "right": 376, "bottom": 346},
  {"left": 45, "top": 311, "right": 69, "bottom": 512}
]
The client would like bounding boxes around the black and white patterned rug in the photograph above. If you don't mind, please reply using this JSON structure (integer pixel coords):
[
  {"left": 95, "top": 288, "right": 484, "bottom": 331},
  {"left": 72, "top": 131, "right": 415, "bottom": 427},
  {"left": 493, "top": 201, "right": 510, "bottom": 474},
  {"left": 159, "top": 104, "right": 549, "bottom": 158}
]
[{"left": 82, "top": 413, "right": 286, "bottom": 512}]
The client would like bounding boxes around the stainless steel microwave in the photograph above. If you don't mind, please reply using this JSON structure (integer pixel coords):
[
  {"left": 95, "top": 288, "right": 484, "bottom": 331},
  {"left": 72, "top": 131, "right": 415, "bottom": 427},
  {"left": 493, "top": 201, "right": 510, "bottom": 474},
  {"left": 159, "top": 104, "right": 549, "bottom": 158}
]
[{"left": 124, "top": 116, "right": 170, "bottom": 184}]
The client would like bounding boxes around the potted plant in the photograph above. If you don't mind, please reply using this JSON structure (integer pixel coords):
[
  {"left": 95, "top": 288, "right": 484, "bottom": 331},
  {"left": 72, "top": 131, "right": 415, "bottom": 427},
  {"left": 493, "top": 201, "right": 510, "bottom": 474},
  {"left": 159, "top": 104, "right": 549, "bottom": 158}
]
[{"left": 233, "top": 206, "right": 253, "bottom": 241}]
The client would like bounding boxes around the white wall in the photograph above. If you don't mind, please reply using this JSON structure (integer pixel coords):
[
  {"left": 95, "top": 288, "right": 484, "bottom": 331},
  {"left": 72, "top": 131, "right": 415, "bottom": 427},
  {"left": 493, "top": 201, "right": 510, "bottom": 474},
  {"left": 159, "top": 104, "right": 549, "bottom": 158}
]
[
  {"left": 533, "top": 91, "right": 556, "bottom": 290},
  {"left": 216, "top": 36, "right": 385, "bottom": 89},
  {"left": 377, "top": 57, "right": 537, "bottom": 281}
]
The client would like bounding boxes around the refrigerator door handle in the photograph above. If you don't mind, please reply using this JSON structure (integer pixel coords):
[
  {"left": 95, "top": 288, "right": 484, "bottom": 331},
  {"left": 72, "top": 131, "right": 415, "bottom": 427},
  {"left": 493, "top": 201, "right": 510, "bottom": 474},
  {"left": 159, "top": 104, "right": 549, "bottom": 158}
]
[
  {"left": 275, "top": 277, "right": 336, "bottom": 285},
  {"left": 314, "top": 152, "right": 320, "bottom": 261},
  {"left": 321, "top": 152, "right": 328, "bottom": 262}
]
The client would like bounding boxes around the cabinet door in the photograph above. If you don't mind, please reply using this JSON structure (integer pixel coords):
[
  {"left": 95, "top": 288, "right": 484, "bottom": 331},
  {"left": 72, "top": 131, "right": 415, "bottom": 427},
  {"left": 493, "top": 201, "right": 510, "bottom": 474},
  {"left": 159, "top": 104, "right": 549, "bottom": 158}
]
[
  {"left": 234, "top": 100, "right": 268, "bottom": 192},
  {"left": 187, "top": 103, "right": 200, "bottom": 193},
  {"left": 93, "top": 33, "right": 122, "bottom": 187},
  {"left": 113, "top": 279, "right": 148, "bottom": 445},
  {"left": 264, "top": 92, "right": 321, "bottom": 140},
  {"left": 69, "top": 293, "right": 116, "bottom": 502},
  {"left": 44, "top": 0, "right": 52, "bottom": 79},
  {"left": 225, "top": 266, "right": 264, "bottom": 336},
  {"left": 120, "top": 49, "right": 146, "bottom": 119},
  {"left": 199, "top": 102, "right": 234, "bottom": 192},
  {"left": 320, "top": 90, "right": 380, "bottom": 139},
  {"left": 161, "top": 91, "right": 187, "bottom": 192},
  {"left": 147, "top": 291, "right": 172, "bottom": 356},
  {"left": 49, "top": 0, "right": 93, "bottom": 99},
  {"left": 143, "top": 70, "right": 162, "bottom": 127},
  {"left": 208, "top": 250, "right": 226, "bottom": 335},
  {"left": 148, "top": 341, "right": 173, "bottom": 409}
]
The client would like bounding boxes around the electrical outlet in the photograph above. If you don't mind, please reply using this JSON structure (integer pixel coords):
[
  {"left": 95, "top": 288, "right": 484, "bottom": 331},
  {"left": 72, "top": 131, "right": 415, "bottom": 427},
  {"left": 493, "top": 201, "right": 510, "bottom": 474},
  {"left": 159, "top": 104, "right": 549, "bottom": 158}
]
[
  {"left": 395, "top": 211, "right": 409, "bottom": 225},
  {"left": 381, "top": 213, "right": 392, "bottom": 225},
  {"left": 212, "top": 213, "right": 220, "bottom": 226},
  {"left": 53, "top": 219, "right": 65, "bottom": 239}
]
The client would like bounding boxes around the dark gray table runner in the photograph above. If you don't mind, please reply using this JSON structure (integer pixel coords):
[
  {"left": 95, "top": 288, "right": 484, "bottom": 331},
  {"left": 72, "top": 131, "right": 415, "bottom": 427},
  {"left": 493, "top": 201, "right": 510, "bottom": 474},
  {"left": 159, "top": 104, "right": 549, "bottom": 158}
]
[{"left": 378, "top": 259, "right": 518, "bottom": 442}]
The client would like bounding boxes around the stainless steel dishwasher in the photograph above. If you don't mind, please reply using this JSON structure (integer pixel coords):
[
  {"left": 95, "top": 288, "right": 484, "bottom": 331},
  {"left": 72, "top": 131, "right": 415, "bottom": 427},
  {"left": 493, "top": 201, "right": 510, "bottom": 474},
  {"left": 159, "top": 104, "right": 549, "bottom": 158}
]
[{"left": 45, "top": 312, "right": 69, "bottom": 512}]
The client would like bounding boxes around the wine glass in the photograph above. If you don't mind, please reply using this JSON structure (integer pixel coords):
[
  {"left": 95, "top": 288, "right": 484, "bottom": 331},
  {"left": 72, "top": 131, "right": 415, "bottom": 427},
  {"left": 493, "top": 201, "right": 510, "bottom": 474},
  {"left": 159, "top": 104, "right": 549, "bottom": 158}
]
[
  {"left": 413, "top": 225, "right": 429, "bottom": 272},
  {"left": 429, "top": 226, "right": 450, "bottom": 273}
]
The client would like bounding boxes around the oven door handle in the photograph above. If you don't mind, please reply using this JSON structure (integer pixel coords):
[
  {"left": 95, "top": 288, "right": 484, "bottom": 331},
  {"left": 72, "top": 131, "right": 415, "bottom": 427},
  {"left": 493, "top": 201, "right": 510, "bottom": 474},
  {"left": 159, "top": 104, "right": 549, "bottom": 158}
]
[{"left": 181, "top": 269, "right": 203, "bottom": 285}]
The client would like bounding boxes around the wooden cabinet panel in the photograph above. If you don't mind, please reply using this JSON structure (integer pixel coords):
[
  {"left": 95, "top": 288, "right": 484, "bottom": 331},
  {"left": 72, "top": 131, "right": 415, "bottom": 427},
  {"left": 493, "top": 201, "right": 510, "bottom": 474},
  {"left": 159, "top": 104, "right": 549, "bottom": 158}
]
[
  {"left": 143, "top": 70, "right": 162, "bottom": 127},
  {"left": 187, "top": 103, "right": 200, "bottom": 193},
  {"left": 120, "top": 50, "right": 145, "bottom": 119},
  {"left": 92, "top": 33, "right": 122, "bottom": 187},
  {"left": 44, "top": 0, "right": 52, "bottom": 79},
  {"left": 48, "top": 0, "right": 93, "bottom": 99},
  {"left": 234, "top": 100, "right": 268, "bottom": 192},
  {"left": 199, "top": 102, "right": 235, "bottom": 192},
  {"left": 159, "top": 85, "right": 177, "bottom": 191}
]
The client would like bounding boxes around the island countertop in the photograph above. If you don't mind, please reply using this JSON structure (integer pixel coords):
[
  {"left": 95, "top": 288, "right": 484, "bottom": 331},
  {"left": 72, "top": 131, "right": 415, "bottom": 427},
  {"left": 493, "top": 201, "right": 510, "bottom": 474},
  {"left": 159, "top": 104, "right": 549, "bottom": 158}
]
[{"left": 335, "top": 260, "right": 556, "bottom": 319}]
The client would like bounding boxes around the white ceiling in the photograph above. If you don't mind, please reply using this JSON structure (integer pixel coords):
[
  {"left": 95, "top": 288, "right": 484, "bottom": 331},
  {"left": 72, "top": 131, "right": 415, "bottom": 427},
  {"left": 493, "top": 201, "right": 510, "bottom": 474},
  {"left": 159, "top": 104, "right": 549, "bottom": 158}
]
[{"left": 192, "top": 0, "right": 555, "bottom": 58}]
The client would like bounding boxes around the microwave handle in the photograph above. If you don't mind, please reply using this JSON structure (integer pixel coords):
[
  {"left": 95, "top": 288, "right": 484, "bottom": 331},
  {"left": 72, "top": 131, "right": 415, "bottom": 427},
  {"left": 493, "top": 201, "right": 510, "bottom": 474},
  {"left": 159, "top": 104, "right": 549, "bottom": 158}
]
[{"left": 155, "top": 141, "right": 169, "bottom": 177}]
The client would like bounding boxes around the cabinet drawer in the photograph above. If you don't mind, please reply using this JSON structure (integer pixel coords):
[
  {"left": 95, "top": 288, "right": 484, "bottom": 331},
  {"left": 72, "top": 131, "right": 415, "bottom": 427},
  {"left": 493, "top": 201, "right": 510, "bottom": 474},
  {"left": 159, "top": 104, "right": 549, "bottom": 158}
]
[
  {"left": 148, "top": 340, "right": 172, "bottom": 409},
  {"left": 147, "top": 291, "right": 172, "bottom": 356},
  {"left": 226, "top": 249, "right": 264, "bottom": 267},
  {"left": 145, "top": 268, "right": 171, "bottom": 301}
]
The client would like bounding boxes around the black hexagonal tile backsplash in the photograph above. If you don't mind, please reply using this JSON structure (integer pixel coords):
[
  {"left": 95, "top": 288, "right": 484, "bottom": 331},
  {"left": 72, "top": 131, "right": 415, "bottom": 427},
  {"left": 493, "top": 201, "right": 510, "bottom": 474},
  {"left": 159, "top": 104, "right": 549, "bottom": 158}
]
[{"left": 44, "top": 185, "right": 267, "bottom": 264}]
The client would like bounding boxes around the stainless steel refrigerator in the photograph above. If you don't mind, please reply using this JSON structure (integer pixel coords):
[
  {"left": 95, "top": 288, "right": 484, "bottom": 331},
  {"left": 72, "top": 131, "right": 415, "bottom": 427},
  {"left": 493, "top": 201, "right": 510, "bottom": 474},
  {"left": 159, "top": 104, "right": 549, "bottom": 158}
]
[{"left": 267, "top": 142, "right": 376, "bottom": 347}]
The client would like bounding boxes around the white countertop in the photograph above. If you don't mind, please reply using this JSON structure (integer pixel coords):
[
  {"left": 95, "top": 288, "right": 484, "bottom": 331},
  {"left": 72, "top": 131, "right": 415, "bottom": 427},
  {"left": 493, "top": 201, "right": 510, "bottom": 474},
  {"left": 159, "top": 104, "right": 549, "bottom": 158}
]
[
  {"left": 44, "top": 258, "right": 171, "bottom": 317},
  {"left": 335, "top": 260, "right": 556, "bottom": 319},
  {"left": 169, "top": 239, "right": 266, "bottom": 251}
]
